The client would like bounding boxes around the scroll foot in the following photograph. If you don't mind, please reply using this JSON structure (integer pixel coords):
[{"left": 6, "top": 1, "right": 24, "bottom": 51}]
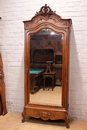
[
  {"left": 65, "top": 115, "right": 70, "bottom": 128},
  {"left": 21, "top": 111, "right": 25, "bottom": 123},
  {"left": 22, "top": 118, "right": 25, "bottom": 123}
]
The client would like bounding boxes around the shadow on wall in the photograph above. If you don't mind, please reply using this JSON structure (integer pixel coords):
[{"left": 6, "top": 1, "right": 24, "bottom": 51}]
[
  {"left": 68, "top": 26, "right": 83, "bottom": 119},
  {"left": 17, "top": 53, "right": 24, "bottom": 112}
]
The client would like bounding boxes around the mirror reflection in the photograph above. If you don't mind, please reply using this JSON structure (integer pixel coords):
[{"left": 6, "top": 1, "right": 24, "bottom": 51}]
[{"left": 30, "top": 29, "right": 63, "bottom": 105}]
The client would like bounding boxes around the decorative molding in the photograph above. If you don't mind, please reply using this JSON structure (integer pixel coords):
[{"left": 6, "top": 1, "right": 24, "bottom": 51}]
[{"left": 24, "top": 4, "right": 72, "bottom": 30}]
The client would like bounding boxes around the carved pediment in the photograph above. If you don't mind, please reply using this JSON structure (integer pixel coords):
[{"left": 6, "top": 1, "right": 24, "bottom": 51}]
[
  {"left": 32, "top": 4, "right": 61, "bottom": 22},
  {"left": 24, "top": 4, "right": 72, "bottom": 30}
]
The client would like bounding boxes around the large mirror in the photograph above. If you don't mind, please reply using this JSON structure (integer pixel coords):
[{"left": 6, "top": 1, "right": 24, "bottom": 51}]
[
  {"left": 30, "top": 29, "right": 63, "bottom": 106},
  {"left": 22, "top": 4, "right": 72, "bottom": 128}
]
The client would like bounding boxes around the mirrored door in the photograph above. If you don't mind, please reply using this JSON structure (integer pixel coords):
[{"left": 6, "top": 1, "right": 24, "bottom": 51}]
[{"left": 29, "top": 28, "right": 63, "bottom": 106}]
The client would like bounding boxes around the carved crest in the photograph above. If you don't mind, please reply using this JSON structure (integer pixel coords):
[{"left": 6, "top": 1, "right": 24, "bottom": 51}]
[
  {"left": 36, "top": 4, "right": 55, "bottom": 16},
  {"left": 33, "top": 4, "right": 61, "bottom": 22}
]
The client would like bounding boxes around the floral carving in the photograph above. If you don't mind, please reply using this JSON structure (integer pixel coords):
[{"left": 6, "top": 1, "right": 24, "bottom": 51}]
[
  {"left": 38, "top": 111, "right": 50, "bottom": 120},
  {"left": 36, "top": 4, "right": 55, "bottom": 16}
]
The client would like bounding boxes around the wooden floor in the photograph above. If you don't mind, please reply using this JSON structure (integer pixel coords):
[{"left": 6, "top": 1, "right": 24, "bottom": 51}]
[
  {"left": 30, "top": 86, "right": 62, "bottom": 105},
  {"left": 0, "top": 112, "right": 87, "bottom": 130}
]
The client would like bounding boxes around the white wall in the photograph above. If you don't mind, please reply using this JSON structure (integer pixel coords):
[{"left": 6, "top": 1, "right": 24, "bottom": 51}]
[{"left": 0, "top": 0, "right": 87, "bottom": 120}]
